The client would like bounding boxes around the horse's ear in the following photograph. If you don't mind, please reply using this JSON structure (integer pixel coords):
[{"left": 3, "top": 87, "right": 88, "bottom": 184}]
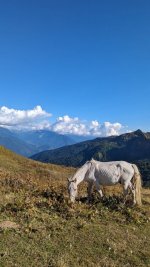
[{"left": 68, "top": 177, "right": 77, "bottom": 183}]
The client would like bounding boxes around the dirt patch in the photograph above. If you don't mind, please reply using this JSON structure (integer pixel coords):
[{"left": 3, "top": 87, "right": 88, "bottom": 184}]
[{"left": 0, "top": 221, "right": 20, "bottom": 230}]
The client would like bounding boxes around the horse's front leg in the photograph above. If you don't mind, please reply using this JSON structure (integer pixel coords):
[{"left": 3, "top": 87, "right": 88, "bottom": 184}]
[{"left": 87, "top": 181, "right": 93, "bottom": 203}]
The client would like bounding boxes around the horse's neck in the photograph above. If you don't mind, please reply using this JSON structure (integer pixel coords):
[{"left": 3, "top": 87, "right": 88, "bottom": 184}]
[{"left": 75, "top": 163, "right": 90, "bottom": 185}]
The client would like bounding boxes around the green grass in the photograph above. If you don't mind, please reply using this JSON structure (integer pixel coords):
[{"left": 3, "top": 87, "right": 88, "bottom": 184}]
[{"left": 0, "top": 146, "right": 150, "bottom": 267}]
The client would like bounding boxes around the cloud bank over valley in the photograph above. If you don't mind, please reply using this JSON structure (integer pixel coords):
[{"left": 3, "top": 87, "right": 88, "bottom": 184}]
[{"left": 0, "top": 106, "right": 126, "bottom": 137}]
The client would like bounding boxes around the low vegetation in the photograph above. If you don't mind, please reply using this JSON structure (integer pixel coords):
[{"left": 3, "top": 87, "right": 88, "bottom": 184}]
[{"left": 0, "top": 146, "right": 150, "bottom": 267}]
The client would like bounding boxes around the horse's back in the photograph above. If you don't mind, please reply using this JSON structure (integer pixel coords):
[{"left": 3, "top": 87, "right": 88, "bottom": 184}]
[
  {"left": 91, "top": 160, "right": 134, "bottom": 185},
  {"left": 93, "top": 160, "right": 133, "bottom": 172},
  {"left": 94, "top": 163, "right": 121, "bottom": 185}
]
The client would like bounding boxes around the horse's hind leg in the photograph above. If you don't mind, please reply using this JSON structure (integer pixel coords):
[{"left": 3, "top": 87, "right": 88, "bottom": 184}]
[
  {"left": 95, "top": 183, "right": 103, "bottom": 199},
  {"left": 128, "top": 181, "right": 136, "bottom": 205},
  {"left": 87, "top": 181, "right": 93, "bottom": 203},
  {"left": 122, "top": 182, "right": 129, "bottom": 204},
  {"left": 123, "top": 181, "right": 136, "bottom": 205}
]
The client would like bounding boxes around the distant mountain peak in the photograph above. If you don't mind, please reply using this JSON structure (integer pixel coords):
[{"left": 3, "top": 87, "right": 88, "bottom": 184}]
[
  {"left": 118, "top": 129, "right": 148, "bottom": 142},
  {"left": 133, "top": 129, "right": 150, "bottom": 139},
  {"left": 134, "top": 129, "right": 144, "bottom": 135}
]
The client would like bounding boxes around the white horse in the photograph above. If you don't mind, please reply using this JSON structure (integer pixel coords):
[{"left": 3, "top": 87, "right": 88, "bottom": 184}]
[{"left": 68, "top": 159, "right": 142, "bottom": 206}]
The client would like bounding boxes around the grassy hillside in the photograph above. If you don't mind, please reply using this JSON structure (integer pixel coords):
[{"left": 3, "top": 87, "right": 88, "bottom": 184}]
[{"left": 0, "top": 146, "right": 150, "bottom": 267}]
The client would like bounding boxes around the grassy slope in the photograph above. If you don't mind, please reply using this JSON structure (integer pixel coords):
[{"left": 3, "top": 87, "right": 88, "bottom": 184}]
[{"left": 0, "top": 146, "right": 150, "bottom": 267}]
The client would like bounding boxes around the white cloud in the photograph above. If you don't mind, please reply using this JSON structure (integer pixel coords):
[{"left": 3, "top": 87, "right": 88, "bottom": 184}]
[
  {"left": 51, "top": 115, "right": 88, "bottom": 135},
  {"left": 57, "top": 115, "right": 79, "bottom": 123},
  {"left": 0, "top": 106, "right": 52, "bottom": 130},
  {"left": 0, "top": 106, "right": 127, "bottom": 136},
  {"left": 90, "top": 121, "right": 123, "bottom": 137},
  {"left": 51, "top": 115, "right": 125, "bottom": 137},
  {"left": 91, "top": 120, "right": 99, "bottom": 127}
]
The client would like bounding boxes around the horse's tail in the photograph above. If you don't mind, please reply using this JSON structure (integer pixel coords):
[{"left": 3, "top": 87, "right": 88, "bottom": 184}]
[{"left": 132, "top": 164, "right": 142, "bottom": 206}]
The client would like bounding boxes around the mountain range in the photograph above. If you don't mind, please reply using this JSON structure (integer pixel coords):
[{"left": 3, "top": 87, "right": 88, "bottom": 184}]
[
  {"left": 31, "top": 129, "right": 150, "bottom": 186},
  {"left": 0, "top": 127, "right": 90, "bottom": 156},
  {"left": 0, "top": 127, "right": 37, "bottom": 157}
]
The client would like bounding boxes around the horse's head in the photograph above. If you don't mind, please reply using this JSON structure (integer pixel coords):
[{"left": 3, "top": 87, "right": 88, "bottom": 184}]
[{"left": 68, "top": 177, "right": 78, "bottom": 203}]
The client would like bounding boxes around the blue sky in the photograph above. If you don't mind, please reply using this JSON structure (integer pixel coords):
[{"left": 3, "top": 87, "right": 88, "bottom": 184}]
[{"left": 0, "top": 0, "right": 150, "bottom": 135}]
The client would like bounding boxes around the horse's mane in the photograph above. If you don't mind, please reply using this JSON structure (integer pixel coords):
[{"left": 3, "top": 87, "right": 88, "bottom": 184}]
[{"left": 69, "top": 161, "right": 92, "bottom": 182}]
